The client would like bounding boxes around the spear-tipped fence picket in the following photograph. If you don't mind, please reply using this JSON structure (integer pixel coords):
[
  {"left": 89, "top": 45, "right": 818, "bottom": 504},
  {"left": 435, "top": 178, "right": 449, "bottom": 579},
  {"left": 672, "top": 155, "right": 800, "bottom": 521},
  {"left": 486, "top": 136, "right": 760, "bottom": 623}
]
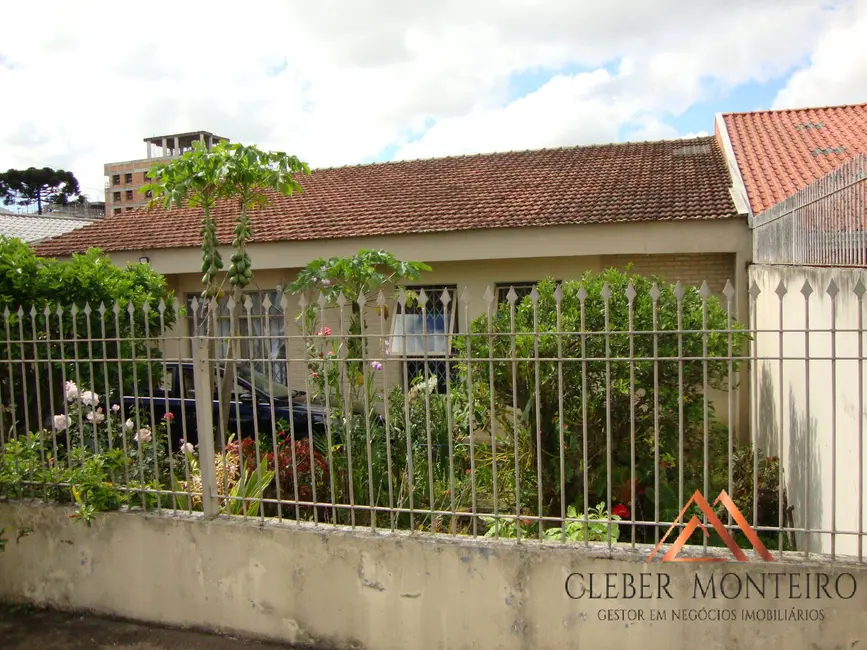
[{"left": 0, "top": 274, "right": 865, "bottom": 562}]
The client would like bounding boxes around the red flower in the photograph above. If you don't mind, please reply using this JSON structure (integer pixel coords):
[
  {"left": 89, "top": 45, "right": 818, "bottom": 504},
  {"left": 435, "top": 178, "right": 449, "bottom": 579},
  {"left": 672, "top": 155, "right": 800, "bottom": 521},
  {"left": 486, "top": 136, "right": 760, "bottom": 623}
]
[
  {"left": 163, "top": 412, "right": 175, "bottom": 423},
  {"left": 613, "top": 504, "right": 630, "bottom": 518},
  {"left": 266, "top": 438, "right": 329, "bottom": 499},
  {"left": 225, "top": 437, "right": 259, "bottom": 469}
]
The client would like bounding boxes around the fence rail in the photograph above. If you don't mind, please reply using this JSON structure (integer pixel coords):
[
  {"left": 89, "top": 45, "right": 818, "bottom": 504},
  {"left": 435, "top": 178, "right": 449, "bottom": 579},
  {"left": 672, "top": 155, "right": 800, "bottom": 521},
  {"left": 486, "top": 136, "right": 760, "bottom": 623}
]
[
  {"left": 751, "top": 153, "right": 867, "bottom": 267},
  {"left": 1, "top": 274, "right": 865, "bottom": 563}
]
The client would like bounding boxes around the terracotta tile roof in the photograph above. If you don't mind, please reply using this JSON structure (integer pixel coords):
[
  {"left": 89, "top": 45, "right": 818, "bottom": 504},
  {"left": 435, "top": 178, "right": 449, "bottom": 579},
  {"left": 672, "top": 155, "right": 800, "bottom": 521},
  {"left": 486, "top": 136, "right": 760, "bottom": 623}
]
[
  {"left": 34, "top": 136, "right": 738, "bottom": 257},
  {"left": 721, "top": 102, "right": 867, "bottom": 216}
]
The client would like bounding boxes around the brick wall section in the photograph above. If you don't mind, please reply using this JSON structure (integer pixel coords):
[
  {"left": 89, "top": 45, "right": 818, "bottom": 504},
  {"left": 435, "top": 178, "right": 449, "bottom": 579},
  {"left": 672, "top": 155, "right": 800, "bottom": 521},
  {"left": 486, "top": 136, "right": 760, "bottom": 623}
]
[{"left": 600, "top": 253, "right": 736, "bottom": 296}]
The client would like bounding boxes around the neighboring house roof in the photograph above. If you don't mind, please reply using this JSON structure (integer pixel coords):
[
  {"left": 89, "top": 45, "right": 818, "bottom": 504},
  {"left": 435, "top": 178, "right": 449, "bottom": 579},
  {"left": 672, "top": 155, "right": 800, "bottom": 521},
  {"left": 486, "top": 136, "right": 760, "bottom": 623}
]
[
  {"left": 0, "top": 212, "right": 99, "bottom": 245},
  {"left": 720, "top": 102, "right": 867, "bottom": 216},
  {"left": 34, "top": 136, "right": 739, "bottom": 257}
]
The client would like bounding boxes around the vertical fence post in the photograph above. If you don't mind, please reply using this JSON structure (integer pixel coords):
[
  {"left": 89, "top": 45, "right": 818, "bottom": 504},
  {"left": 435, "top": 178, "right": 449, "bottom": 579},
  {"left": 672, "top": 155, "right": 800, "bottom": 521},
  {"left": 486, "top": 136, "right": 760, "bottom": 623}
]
[{"left": 192, "top": 335, "right": 219, "bottom": 518}]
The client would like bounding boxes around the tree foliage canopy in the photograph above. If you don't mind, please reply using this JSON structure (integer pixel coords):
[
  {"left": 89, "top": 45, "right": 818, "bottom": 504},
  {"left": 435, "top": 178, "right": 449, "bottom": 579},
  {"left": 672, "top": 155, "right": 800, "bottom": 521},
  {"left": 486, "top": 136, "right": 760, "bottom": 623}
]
[
  {"left": 143, "top": 140, "right": 310, "bottom": 300},
  {"left": 0, "top": 167, "right": 81, "bottom": 215},
  {"left": 142, "top": 139, "right": 311, "bottom": 437},
  {"left": 0, "top": 236, "right": 178, "bottom": 433},
  {"left": 288, "top": 249, "right": 432, "bottom": 304}
]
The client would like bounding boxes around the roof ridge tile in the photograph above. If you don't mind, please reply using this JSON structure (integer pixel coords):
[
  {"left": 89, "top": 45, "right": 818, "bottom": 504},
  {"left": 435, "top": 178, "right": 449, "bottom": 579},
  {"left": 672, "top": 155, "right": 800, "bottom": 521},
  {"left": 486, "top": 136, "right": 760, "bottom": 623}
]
[
  {"left": 720, "top": 101, "right": 867, "bottom": 118},
  {"left": 307, "top": 135, "right": 716, "bottom": 172}
]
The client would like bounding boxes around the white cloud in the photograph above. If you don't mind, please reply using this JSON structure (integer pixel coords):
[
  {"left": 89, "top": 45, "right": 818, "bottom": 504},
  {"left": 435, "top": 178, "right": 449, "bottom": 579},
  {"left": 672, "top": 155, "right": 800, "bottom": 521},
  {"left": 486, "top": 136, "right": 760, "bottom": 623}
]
[
  {"left": 393, "top": 71, "right": 629, "bottom": 160},
  {"left": 622, "top": 120, "right": 709, "bottom": 144},
  {"left": 773, "top": 0, "right": 867, "bottom": 109},
  {"left": 0, "top": 0, "right": 855, "bottom": 202}
]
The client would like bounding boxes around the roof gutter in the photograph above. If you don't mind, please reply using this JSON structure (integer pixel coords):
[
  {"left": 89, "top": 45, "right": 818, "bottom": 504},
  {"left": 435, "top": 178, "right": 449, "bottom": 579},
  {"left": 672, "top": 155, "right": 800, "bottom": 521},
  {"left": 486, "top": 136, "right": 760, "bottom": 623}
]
[{"left": 714, "top": 113, "right": 754, "bottom": 227}]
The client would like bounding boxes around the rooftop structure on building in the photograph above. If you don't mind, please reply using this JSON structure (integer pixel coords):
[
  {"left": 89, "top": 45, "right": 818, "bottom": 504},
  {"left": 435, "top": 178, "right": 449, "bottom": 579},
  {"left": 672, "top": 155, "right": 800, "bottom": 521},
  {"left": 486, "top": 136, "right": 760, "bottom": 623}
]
[
  {"left": 104, "top": 131, "right": 230, "bottom": 217},
  {"left": 142, "top": 130, "right": 230, "bottom": 160}
]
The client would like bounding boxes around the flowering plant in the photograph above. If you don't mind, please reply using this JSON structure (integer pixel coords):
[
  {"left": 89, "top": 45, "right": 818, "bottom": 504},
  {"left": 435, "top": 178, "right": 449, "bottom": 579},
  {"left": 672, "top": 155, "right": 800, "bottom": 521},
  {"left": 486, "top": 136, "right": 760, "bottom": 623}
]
[
  {"left": 288, "top": 249, "right": 428, "bottom": 415},
  {"left": 265, "top": 433, "right": 329, "bottom": 503},
  {"left": 50, "top": 380, "right": 180, "bottom": 497}
]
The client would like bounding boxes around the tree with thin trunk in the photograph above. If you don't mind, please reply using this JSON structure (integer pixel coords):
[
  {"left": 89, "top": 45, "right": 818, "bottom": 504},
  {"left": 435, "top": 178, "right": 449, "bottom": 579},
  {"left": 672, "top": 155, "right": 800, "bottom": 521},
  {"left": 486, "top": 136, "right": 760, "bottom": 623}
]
[
  {"left": 142, "top": 140, "right": 310, "bottom": 440},
  {"left": 0, "top": 167, "right": 81, "bottom": 215}
]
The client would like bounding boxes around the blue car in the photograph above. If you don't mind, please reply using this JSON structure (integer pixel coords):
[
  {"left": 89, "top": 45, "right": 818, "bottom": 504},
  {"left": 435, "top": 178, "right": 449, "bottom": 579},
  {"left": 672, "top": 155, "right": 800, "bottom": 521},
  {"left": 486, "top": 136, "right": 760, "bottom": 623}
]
[{"left": 121, "top": 361, "right": 328, "bottom": 447}]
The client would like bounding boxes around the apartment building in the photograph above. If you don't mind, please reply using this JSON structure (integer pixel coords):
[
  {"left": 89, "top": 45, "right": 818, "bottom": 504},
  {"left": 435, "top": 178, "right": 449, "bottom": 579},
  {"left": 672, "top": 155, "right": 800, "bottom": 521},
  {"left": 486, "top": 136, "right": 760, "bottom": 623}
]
[{"left": 104, "top": 131, "right": 229, "bottom": 215}]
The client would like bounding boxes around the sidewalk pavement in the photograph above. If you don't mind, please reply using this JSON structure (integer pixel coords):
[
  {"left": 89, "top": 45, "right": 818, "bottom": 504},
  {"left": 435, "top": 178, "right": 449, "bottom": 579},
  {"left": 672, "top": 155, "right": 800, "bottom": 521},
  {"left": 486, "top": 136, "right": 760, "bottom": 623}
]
[{"left": 0, "top": 604, "right": 299, "bottom": 649}]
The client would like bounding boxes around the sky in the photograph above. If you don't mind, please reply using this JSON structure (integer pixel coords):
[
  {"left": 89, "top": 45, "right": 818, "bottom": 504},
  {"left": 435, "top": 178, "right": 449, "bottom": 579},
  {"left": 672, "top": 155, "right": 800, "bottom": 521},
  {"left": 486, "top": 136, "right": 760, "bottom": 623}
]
[{"left": 1, "top": 0, "right": 866, "bottom": 202}]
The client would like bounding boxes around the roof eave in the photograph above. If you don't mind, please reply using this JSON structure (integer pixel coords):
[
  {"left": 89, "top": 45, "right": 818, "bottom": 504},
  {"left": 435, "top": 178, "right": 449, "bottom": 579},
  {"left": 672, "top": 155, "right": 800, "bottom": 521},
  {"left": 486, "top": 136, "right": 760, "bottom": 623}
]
[{"left": 714, "top": 113, "right": 755, "bottom": 225}]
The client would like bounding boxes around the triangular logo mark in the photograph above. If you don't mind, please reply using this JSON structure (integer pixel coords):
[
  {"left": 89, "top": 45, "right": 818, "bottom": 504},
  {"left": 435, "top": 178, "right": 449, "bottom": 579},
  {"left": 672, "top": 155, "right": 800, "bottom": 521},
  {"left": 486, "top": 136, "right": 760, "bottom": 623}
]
[{"left": 647, "top": 490, "right": 774, "bottom": 563}]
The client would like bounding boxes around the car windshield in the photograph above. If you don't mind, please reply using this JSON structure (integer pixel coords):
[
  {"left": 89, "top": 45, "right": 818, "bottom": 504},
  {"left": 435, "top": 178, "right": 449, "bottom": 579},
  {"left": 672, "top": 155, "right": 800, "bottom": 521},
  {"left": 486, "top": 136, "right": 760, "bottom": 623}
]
[{"left": 236, "top": 365, "right": 292, "bottom": 400}]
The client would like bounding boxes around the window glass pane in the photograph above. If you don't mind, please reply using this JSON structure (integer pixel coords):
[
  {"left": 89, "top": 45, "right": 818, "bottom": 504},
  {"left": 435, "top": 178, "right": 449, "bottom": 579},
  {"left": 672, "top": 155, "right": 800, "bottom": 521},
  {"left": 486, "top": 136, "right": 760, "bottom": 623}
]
[
  {"left": 391, "top": 313, "right": 448, "bottom": 355},
  {"left": 237, "top": 365, "right": 292, "bottom": 400},
  {"left": 391, "top": 285, "right": 456, "bottom": 357},
  {"left": 181, "top": 367, "right": 195, "bottom": 397},
  {"left": 496, "top": 283, "right": 535, "bottom": 304},
  {"left": 265, "top": 291, "right": 281, "bottom": 315},
  {"left": 268, "top": 316, "right": 284, "bottom": 337},
  {"left": 185, "top": 290, "right": 288, "bottom": 385},
  {"left": 403, "top": 359, "right": 454, "bottom": 392}
]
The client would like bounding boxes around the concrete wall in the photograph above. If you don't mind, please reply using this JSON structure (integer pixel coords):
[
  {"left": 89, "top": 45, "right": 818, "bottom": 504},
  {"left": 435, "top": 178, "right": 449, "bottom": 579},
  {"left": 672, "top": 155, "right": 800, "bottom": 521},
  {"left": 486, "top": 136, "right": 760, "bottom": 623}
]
[
  {"left": 750, "top": 264, "right": 867, "bottom": 557},
  {"left": 1, "top": 502, "right": 866, "bottom": 649}
]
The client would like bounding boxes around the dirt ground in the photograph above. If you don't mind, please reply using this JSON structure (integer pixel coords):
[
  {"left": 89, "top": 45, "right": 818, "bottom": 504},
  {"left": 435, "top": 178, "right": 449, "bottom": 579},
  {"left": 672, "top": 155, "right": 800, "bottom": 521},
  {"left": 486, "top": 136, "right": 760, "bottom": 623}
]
[{"left": 0, "top": 604, "right": 299, "bottom": 649}]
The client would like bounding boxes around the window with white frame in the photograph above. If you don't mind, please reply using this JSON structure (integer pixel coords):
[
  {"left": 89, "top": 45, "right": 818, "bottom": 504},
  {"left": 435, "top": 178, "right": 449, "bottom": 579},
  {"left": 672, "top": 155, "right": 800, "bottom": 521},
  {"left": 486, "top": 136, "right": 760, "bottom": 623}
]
[
  {"left": 186, "top": 290, "right": 287, "bottom": 385},
  {"left": 390, "top": 285, "right": 457, "bottom": 393}
]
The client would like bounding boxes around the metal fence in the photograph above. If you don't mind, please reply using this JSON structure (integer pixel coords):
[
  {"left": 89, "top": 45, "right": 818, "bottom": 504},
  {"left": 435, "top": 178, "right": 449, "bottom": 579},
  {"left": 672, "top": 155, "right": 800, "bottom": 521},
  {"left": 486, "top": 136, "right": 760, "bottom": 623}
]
[
  {"left": 0, "top": 276, "right": 865, "bottom": 562},
  {"left": 751, "top": 153, "right": 867, "bottom": 267}
]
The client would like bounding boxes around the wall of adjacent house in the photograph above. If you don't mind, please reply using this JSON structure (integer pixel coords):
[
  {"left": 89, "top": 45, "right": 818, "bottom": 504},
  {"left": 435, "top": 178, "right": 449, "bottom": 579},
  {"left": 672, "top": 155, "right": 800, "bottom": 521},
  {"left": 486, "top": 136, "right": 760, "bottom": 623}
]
[
  {"left": 166, "top": 257, "right": 605, "bottom": 404},
  {"left": 601, "top": 253, "right": 736, "bottom": 296},
  {"left": 750, "top": 263, "right": 867, "bottom": 558},
  {"left": 601, "top": 253, "right": 738, "bottom": 428},
  {"left": 154, "top": 253, "right": 740, "bottom": 436},
  {"left": 114, "top": 219, "right": 751, "bottom": 438}
]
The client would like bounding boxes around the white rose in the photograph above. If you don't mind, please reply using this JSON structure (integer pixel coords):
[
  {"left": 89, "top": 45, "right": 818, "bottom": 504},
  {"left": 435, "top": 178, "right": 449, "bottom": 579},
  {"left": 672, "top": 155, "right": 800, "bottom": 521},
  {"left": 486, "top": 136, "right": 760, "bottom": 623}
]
[{"left": 65, "top": 381, "right": 79, "bottom": 402}]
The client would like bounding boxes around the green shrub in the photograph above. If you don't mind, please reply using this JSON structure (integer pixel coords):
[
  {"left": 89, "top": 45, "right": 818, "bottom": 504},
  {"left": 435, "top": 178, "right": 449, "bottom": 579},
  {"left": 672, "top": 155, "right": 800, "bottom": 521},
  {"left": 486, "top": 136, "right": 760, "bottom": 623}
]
[
  {"left": 479, "top": 504, "right": 622, "bottom": 543},
  {"left": 0, "top": 237, "right": 178, "bottom": 435},
  {"left": 453, "top": 268, "right": 750, "bottom": 541}
]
